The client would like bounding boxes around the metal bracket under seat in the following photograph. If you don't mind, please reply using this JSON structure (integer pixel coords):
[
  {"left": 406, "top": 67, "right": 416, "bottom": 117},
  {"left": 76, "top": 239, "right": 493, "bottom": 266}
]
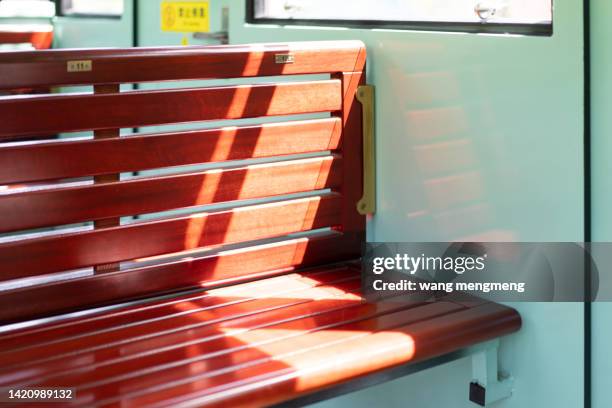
[
  {"left": 469, "top": 339, "right": 514, "bottom": 406},
  {"left": 273, "top": 338, "right": 516, "bottom": 408}
]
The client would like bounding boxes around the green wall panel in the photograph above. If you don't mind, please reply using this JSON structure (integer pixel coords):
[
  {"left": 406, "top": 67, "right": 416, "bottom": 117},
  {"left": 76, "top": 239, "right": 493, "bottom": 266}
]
[{"left": 229, "top": 1, "right": 585, "bottom": 407}]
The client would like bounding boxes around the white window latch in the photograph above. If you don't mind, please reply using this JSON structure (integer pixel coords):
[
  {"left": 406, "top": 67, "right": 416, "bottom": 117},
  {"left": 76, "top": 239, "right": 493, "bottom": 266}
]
[{"left": 474, "top": 0, "right": 509, "bottom": 22}]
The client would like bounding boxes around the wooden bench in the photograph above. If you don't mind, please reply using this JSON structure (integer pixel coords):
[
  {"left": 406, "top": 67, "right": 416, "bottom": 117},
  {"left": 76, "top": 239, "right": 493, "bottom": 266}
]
[{"left": 0, "top": 41, "right": 521, "bottom": 407}]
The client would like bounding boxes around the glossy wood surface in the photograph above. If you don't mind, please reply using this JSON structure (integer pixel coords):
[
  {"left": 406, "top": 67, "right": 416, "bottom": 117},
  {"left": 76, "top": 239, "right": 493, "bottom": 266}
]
[
  {"left": 0, "top": 80, "right": 342, "bottom": 140},
  {"left": 0, "top": 234, "right": 360, "bottom": 322},
  {"left": 0, "top": 267, "right": 356, "bottom": 349},
  {"left": 0, "top": 156, "right": 343, "bottom": 233},
  {"left": 0, "top": 267, "right": 521, "bottom": 408},
  {"left": 0, "top": 118, "right": 342, "bottom": 185},
  {"left": 0, "top": 42, "right": 365, "bottom": 316},
  {"left": 0, "top": 41, "right": 366, "bottom": 90},
  {"left": 0, "top": 194, "right": 343, "bottom": 280}
]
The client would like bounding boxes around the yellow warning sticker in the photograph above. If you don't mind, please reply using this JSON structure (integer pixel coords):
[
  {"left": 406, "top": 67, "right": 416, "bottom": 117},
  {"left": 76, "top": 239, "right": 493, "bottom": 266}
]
[{"left": 161, "top": 1, "right": 210, "bottom": 33}]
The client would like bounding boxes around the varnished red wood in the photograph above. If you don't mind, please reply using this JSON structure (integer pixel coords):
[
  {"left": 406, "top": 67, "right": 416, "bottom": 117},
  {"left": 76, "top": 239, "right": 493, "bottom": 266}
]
[
  {"left": 0, "top": 41, "right": 364, "bottom": 324},
  {"left": 0, "top": 265, "right": 356, "bottom": 347},
  {"left": 169, "top": 306, "right": 518, "bottom": 408},
  {"left": 0, "top": 118, "right": 342, "bottom": 185},
  {"left": 0, "top": 270, "right": 520, "bottom": 408},
  {"left": 0, "top": 41, "right": 366, "bottom": 90},
  {"left": 92, "top": 83, "right": 121, "bottom": 207},
  {"left": 0, "top": 270, "right": 362, "bottom": 368},
  {"left": 106, "top": 302, "right": 459, "bottom": 408},
  {"left": 0, "top": 29, "right": 53, "bottom": 50},
  {"left": 0, "top": 80, "right": 342, "bottom": 140},
  {"left": 121, "top": 305, "right": 517, "bottom": 408},
  {"left": 0, "top": 156, "right": 343, "bottom": 233},
  {"left": 92, "top": 84, "right": 121, "bottom": 272},
  {"left": 0, "top": 234, "right": 361, "bottom": 323},
  {"left": 31, "top": 295, "right": 421, "bottom": 400},
  {"left": 0, "top": 194, "right": 343, "bottom": 280}
]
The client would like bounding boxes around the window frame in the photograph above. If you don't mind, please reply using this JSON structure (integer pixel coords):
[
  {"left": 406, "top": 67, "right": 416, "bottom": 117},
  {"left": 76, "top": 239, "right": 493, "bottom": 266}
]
[
  {"left": 245, "top": 0, "right": 553, "bottom": 36},
  {"left": 54, "top": 0, "right": 124, "bottom": 19}
]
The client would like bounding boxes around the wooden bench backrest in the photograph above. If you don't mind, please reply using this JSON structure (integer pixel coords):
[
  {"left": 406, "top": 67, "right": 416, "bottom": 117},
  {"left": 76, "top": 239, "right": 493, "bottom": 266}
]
[{"left": 0, "top": 41, "right": 366, "bottom": 322}]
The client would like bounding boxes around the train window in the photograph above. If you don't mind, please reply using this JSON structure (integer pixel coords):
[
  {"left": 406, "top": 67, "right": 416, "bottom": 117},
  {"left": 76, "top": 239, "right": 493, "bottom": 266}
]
[
  {"left": 59, "top": 0, "right": 123, "bottom": 17},
  {"left": 0, "top": 0, "right": 55, "bottom": 18},
  {"left": 248, "top": 0, "right": 553, "bottom": 35}
]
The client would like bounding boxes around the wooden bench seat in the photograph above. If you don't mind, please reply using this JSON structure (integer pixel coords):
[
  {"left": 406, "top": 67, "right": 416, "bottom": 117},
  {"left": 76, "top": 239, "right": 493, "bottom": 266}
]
[
  {"left": 0, "top": 265, "right": 519, "bottom": 407},
  {"left": 0, "top": 41, "right": 521, "bottom": 407}
]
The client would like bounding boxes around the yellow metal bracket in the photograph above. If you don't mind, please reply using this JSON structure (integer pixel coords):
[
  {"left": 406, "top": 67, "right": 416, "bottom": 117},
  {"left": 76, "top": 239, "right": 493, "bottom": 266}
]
[{"left": 356, "top": 85, "right": 376, "bottom": 215}]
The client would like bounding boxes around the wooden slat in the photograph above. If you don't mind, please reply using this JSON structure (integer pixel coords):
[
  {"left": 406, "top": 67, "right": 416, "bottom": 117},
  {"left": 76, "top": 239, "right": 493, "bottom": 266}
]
[
  {"left": 0, "top": 80, "right": 342, "bottom": 140},
  {"left": 0, "top": 194, "right": 343, "bottom": 281},
  {"left": 0, "top": 234, "right": 361, "bottom": 324},
  {"left": 0, "top": 118, "right": 342, "bottom": 185},
  {"left": 0, "top": 41, "right": 366, "bottom": 90},
  {"left": 0, "top": 156, "right": 343, "bottom": 233},
  {"left": 0, "top": 264, "right": 357, "bottom": 347}
]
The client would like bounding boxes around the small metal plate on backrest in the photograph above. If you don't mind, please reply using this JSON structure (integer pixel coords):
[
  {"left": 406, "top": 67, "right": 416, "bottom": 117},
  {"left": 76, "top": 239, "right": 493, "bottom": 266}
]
[
  {"left": 275, "top": 54, "right": 295, "bottom": 64},
  {"left": 67, "top": 60, "right": 93, "bottom": 73}
]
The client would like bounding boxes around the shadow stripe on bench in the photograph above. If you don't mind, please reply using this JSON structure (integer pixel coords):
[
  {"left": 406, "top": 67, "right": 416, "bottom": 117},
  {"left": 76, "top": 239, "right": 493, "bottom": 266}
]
[
  {"left": 0, "top": 81, "right": 342, "bottom": 139},
  {"left": 0, "top": 193, "right": 343, "bottom": 280},
  {"left": 0, "top": 155, "right": 343, "bottom": 233},
  {"left": 0, "top": 118, "right": 342, "bottom": 184},
  {"left": 0, "top": 267, "right": 354, "bottom": 347}
]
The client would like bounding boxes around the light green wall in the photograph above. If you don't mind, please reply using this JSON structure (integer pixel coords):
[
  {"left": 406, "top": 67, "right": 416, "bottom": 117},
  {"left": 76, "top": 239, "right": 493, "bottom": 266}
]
[
  {"left": 51, "top": 1, "right": 135, "bottom": 140},
  {"left": 229, "top": 2, "right": 584, "bottom": 408},
  {"left": 590, "top": 1, "right": 612, "bottom": 408},
  {"left": 52, "top": 1, "right": 133, "bottom": 48}
]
